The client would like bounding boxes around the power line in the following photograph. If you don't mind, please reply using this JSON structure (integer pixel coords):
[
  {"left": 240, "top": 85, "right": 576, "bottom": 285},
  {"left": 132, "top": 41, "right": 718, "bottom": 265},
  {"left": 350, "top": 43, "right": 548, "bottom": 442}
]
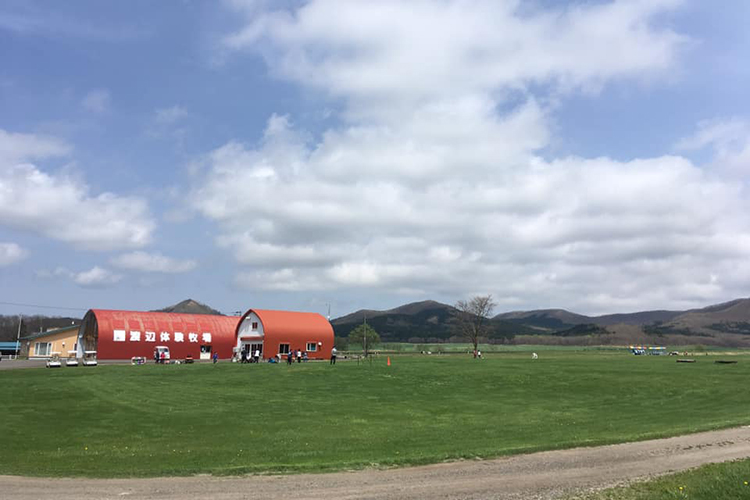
[{"left": 0, "top": 301, "right": 88, "bottom": 312}]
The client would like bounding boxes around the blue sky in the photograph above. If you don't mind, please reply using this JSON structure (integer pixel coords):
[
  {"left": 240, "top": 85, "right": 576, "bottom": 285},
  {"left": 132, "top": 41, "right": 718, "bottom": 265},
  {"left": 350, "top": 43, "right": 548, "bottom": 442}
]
[{"left": 1, "top": 0, "right": 749, "bottom": 318}]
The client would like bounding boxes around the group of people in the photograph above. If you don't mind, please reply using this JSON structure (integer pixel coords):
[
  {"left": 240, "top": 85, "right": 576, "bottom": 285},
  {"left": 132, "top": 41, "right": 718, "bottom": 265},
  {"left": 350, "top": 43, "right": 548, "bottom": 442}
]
[
  {"left": 235, "top": 346, "right": 339, "bottom": 365},
  {"left": 284, "top": 347, "right": 338, "bottom": 365},
  {"left": 285, "top": 349, "right": 309, "bottom": 364},
  {"left": 240, "top": 348, "right": 261, "bottom": 364}
]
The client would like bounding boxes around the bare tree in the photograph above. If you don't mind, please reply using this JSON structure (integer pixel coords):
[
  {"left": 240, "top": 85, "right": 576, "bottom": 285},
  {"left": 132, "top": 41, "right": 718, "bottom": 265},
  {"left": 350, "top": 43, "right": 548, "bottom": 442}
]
[{"left": 454, "top": 295, "right": 496, "bottom": 355}]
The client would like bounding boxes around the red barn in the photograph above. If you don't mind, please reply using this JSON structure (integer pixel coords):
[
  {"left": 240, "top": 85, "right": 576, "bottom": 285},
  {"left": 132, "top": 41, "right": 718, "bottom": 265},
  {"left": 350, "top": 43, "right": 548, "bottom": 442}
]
[
  {"left": 77, "top": 309, "right": 240, "bottom": 360},
  {"left": 235, "top": 309, "right": 334, "bottom": 360}
]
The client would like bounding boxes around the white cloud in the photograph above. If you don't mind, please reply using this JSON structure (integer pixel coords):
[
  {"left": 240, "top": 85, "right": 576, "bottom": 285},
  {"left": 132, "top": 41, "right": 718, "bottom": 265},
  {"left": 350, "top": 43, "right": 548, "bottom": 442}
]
[
  {"left": 154, "top": 105, "right": 188, "bottom": 124},
  {"left": 0, "top": 242, "right": 27, "bottom": 266},
  {"left": 193, "top": 0, "right": 750, "bottom": 313},
  {"left": 0, "top": 129, "right": 156, "bottom": 250},
  {"left": 676, "top": 118, "right": 749, "bottom": 151},
  {"left": 81, "top": 89, "right": 111, "bottom": 113},
  {"left": 73, "top": 266, "right": 122, "bottom": 288},
  {"left": 677, "top": 118, "right": 750, "bottom": 178},
  {"left": 0, "top": 129, "right": 71, "bottom": 163},
  {"left": 37, "top": 265, "right": 122, "bottom": 288},
  {"left": 111, "top": 251, "right": 197, "bottom": 273},
  {"left": 225, "top": 0, "right": 686, "bottom": 120}
]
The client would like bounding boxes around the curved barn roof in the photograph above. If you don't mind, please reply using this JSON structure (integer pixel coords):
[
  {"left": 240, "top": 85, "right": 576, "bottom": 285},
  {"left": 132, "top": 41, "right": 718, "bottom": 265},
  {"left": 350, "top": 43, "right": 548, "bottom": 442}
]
[
  {"left": 89, "top": 309, "right": 240, "bottom": 336},
  {"left": 237, "top": 309, "right": 333, "bottom": 343}
]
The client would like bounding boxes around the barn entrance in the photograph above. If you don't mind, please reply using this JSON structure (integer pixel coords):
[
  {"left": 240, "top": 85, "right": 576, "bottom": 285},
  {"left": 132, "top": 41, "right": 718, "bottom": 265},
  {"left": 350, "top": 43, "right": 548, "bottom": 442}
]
[
  {"left": 200, "top": 345, "right": 212, "bottom": 360},
  {"left": 241, "top": 341, "right": 263, "bottom": 361}
]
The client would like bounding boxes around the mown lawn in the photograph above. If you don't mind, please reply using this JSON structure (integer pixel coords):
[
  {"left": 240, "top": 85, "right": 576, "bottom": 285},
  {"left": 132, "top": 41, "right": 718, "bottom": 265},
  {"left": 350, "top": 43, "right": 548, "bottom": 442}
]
[
  {"left": 1, "top": 352, "right": 749, "bottom": 477},
  {"left": 573, "top": 458, "right": 750, "bottom": 500}
]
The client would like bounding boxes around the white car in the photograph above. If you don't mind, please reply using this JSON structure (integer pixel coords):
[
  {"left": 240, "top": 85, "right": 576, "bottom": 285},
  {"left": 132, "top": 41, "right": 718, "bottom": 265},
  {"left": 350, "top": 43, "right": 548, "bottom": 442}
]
[
  {"left": 154, "top": 346, "right": 170, "bottom": 364},
  {"left": 66, "top": 350, "right": 79, "bottom": 367},
  {"left": 46, "top": 352, "right": 62, "bottom": 368},
  {"left": 82, "top": 351, "right": 98, "bottom": 366}
]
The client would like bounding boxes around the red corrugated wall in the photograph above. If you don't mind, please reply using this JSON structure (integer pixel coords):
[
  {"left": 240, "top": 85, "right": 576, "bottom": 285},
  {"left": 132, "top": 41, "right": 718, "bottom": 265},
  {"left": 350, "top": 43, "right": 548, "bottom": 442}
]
[{"left": 89, "top": 310, "right": 240, "bottom": 360}]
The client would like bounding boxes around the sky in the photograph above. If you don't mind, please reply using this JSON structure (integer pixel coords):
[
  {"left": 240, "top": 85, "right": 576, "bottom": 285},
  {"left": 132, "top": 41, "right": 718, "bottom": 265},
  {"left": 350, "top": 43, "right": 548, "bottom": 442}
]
[{"left": 1, "top": 0, "right": 749, "bottom": 319}]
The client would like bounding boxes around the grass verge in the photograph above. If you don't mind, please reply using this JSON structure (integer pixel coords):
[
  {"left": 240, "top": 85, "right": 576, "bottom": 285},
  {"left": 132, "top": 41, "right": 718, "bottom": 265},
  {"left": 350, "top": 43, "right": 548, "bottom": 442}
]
[
  {"left": 1, "top": 352, "right": 749, "bottom": 477},
  {"left": 572, "top": 458, "right": 750, "bottom": 499}
]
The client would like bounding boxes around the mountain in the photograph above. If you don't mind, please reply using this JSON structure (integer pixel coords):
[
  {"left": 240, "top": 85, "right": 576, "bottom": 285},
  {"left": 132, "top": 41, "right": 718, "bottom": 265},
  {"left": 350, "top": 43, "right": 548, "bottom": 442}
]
[
  {"left": 592, "top": 310, "right": 683, "bottom": 326},
  {"left": 496, "top": 308, "right": 683, "bottom": 331},
  {"left": 332, "top": 300, "right": 535, "bottom": 342},
  {"left": 494, "top": 298, "right": 750, "bottom": 346},
  {"left": 333, "top": 300, "right": 448, "bottom": 324},
  {"left": 651, "top": 298, "right": 750, "bottom": 335},
  {"left": 495, "top": 309, "right": 592, "bottom": 331},
  {"left": 153, "top": 299, "right": 223, "bottom": 316}
]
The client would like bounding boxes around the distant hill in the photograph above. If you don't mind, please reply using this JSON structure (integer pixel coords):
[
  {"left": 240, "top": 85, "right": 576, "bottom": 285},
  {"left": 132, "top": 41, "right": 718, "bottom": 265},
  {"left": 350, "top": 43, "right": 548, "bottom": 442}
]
[
  {"left": 153, "top": 299, "right": 223, "bottom": 316},
  {"left": 496, "top": 308, "right": 683, "bottom": 331},
  {"left": 332, "top": 300, "right": 534, "bottom": 342},
  {"left": 650, "top": 298, "right": 750, "bottom": 336},
  {"left": 592, "top": 310, "right": 683, "bottom": 326},
  {"left": 333, "top": 300, "right": 448, "bottom": 324},
  {"left": 495, "top": 309, "right": 592, "bottom": 331},
  {"left": 494, "top": 298, "right": 750, "bottom": 346}
]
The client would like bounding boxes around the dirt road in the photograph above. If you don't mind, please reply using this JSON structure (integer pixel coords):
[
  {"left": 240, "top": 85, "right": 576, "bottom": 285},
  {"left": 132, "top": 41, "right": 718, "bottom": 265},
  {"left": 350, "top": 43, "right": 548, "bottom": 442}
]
[{"left": 3, "top": 426, "right": 750, "bottom": 499}]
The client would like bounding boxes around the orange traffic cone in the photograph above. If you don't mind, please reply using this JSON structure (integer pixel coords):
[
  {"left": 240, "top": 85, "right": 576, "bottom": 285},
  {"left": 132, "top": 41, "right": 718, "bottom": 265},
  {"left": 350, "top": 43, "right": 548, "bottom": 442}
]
[{"left": 387, "top": 356, "right": 391, "bottom": 366}]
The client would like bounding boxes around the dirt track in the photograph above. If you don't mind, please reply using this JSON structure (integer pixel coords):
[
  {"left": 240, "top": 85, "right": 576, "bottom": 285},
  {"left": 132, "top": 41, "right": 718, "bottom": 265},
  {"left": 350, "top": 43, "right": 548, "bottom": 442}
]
[{"left": 3, "top": 426, "right": 750, "bottom": 499}]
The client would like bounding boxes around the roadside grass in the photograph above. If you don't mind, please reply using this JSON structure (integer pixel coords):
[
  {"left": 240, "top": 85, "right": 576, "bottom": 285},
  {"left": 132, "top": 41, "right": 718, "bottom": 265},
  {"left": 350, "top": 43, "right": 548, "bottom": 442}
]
[
  {"left": 1, "top": 352, "right": 750, "bottom": 477},
  {"left": 375, "top": 343, "right": 625, "bottom": 353},
  {"left": 572, "top": 458, "right": 750, "bottom": 499},
  {"left": 373, "top": 343, "right": 750, "bottom": 354}
]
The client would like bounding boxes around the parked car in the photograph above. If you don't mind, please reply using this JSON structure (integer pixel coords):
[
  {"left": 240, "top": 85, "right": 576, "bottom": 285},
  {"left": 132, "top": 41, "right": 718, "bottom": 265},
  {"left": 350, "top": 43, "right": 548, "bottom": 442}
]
[
  {"left": 82, "top": 351, "right": 98, "bottom": 366},
  {"left": 154, "top": 346, "right": 170, "bottom": 363},
  {"left": 66, "top": 350, "right": 79, "bottom": 366},
  {"left": 46, "top": 352, "right": 62, "bottom": 368}
]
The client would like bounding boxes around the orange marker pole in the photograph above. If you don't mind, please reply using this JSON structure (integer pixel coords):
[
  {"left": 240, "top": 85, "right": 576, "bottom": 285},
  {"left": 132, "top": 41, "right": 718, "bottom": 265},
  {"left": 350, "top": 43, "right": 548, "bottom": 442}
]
[{"left": 387, "top": 356, "right": 391, "bottom": 366}]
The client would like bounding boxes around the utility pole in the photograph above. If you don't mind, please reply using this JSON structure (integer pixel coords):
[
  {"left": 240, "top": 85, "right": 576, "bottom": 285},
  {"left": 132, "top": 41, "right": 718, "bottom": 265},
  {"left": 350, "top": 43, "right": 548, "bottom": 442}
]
[
  {"left": 363, "top": 311, "right": 367, "bottom": 358},
  {"left": 15, "top": 315, "right": 22, "bottom": 360}
]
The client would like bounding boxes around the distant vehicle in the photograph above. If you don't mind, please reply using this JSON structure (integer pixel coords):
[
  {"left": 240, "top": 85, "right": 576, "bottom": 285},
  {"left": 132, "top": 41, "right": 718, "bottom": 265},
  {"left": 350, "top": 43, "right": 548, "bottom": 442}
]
[
  {"left": 82, "top": 351, "right": 98, "bottom": 367},
  {"left": 46, "top": 352, "right": 62, "bottom": 368},
  {"left": 184, "top": 354, "right": 194, "bottom": 364},
  {"left": 66, "top": 351, "right": 79, "bottom": 367},
  {"left": 629, "top": 345, "right": 666, "bottom": 355},
  {"left": 154, "top": 346, "right": 170, "bottom": 363}
]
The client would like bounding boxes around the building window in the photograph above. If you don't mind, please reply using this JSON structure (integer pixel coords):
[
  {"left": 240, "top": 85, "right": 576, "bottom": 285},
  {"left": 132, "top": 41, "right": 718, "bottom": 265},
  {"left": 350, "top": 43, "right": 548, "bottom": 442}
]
[
  {"left": 34, "top": 342, "right": 51, "bottom": 356},
  {"left": 306, "top": 342, "right": 318, "bottom": 352},
  {"left": 251, "top": 322, "right": 258, "bottom": 331},
  {"left": 278, "top": 343, "right": 290, "bottom": 354}
]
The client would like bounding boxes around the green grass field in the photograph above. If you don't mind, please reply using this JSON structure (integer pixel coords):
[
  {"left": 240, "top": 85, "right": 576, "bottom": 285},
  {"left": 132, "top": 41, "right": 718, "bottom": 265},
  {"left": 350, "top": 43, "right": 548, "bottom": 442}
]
[
  {"left": 573, "top": 458, "right": 750, "bottom": 500},
  {"left": 2, "top": 352, "right": 750, "bottom": 477}
]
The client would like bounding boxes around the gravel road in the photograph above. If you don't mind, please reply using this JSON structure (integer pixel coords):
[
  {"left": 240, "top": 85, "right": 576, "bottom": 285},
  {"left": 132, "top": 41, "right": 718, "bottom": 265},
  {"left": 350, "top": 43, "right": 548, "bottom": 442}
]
[{"left": 3, "top": 426, "right": 750, "bottom": 499}]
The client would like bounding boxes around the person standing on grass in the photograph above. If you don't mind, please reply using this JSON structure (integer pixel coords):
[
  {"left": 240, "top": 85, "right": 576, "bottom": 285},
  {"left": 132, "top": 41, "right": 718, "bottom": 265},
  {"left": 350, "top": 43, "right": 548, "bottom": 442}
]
[
  {"left": 254, "top": 348, "right": 260, "bottom": 364},
  {"left": 331, "top": 346, "right": 337, "bottom": 365},
  {"left": 287, "top": 349, "right": 293, "bottom": 365},
  {"left": 297, "top": 348, "right": 302, "bottom": 363},
  {"left": 212, "top": 351, "right": 218, "bottom": 364}
]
